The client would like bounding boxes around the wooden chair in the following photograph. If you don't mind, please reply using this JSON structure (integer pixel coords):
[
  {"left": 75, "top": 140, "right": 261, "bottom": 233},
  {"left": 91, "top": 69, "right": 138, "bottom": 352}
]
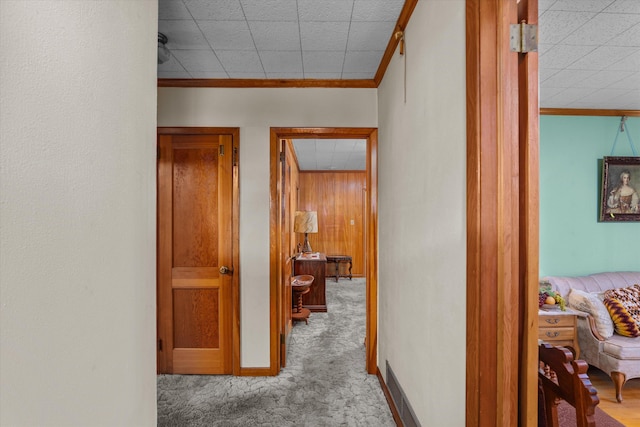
[{"left": 538, "top": 343, "right": 600, "bottom": 427}]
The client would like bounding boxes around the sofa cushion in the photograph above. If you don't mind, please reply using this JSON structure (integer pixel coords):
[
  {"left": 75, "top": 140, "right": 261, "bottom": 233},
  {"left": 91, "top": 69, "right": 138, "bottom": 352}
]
[
  {"left": 603, "top": 297, "right": 640, "bottom": 338},
  {"left": 568, "top": 288, "right": 614, "bottom": 339},
  {"left": 602, "top": 333, "right": 640, "bottom": 359},
  {"left": 604, "top": 284, "right": 640, "bottom": 324}
]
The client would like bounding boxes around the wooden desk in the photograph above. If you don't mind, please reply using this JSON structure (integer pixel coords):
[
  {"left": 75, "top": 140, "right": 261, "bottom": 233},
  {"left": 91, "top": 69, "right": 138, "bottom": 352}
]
[
  {"left": 294, "top": 253, "right": 327, "bottom": 312},
  {"left": 326, "top": 255, "right": 352, "bottom": 282},
  {"left": 538, "top": 309, "right": 580, "bottom": 359}
]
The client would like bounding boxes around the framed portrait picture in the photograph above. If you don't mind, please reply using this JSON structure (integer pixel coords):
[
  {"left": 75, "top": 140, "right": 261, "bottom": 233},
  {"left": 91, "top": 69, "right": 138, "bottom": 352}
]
[{"left": 600, "top": 156, "right": 640, "bottom": 222}]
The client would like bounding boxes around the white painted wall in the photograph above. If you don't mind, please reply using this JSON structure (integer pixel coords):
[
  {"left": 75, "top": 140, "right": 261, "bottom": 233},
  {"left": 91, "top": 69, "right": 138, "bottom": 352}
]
[
  {"left": 0, "top": 1, "right": 158, "bottom": 426},
  {"left": 377, "top": 1, "right": 466, "bottom": 425},
  {"left": 158, "top": 88, "right": 377, "bottom": 367}
]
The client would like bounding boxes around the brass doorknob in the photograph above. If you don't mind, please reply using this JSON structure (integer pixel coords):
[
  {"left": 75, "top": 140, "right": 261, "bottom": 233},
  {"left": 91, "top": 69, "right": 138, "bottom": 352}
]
[{"left": 219, "top": 266, "right": 233, "bottom": 275}]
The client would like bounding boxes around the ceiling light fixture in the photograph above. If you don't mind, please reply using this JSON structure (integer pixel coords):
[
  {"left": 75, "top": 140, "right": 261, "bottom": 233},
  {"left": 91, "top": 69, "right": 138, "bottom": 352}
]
[{"left": 158, "top": 32, "right": 171, "bottom": 64}]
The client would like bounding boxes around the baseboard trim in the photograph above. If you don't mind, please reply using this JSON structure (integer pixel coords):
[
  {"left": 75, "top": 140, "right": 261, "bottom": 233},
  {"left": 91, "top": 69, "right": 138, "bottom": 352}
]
[
  {"left": 238, "top": 367, "right": 274, "bottom": 376},
  {"left": 377, "top": 367, "right": 403, "bottom": 427}
]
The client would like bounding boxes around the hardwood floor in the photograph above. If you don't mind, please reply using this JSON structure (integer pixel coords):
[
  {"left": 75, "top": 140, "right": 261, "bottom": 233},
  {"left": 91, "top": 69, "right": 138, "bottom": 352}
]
[{"left": 588, "top": 366, "right": 640, "bottom": 426}]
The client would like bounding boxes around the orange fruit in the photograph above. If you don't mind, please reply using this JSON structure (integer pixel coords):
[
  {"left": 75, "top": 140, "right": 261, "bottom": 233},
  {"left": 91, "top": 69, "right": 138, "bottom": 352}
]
[{"left": 545, "top": 296, "right": 556, "bottom": 305}]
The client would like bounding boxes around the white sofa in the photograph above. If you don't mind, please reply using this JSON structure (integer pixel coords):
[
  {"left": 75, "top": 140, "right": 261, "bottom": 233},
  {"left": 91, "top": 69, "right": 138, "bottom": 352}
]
[{"left": 543, "top": 271, "right": 640, "bottom": 403}]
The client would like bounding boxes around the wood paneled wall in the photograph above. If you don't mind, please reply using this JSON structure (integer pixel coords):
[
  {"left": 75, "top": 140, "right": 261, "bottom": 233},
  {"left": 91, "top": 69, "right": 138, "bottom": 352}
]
[{"left": 298, "top": 171, "right": 366, "bottom": 277}]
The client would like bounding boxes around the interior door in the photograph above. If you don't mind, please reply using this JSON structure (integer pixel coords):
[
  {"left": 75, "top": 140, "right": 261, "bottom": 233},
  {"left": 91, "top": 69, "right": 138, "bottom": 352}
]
[
  {"left": 157, "top": 132, "right": 234, "bottom": 374},
  {"left": 279, "top": 139, "right": 295, "bottom": 367}
]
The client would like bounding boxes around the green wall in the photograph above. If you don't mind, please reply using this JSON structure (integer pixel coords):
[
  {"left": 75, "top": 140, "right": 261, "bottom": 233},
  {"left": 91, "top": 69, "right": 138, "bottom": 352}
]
[{"left": 540, "top": 115, "right": 639, "bottom": 277}]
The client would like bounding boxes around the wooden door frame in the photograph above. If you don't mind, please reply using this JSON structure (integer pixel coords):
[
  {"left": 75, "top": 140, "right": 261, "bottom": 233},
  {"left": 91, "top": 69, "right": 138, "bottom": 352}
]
[
  {"left": 269, "top": 127, "right": 378, "bottom": 375},
  {"left": 156, "top": 127, "right": 241, "bottom": 376},
  {"left": 465, "top": 0, "right": 539, "bottom": 425}
]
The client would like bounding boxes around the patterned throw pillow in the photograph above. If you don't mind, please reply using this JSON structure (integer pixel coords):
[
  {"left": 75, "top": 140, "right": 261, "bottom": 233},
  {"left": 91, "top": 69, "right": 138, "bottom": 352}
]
[
  {"left": 567, "top": 288, "right": 614, "bottom": 338},
  {"left": 603, "top": 297, "right": 640, "bottom": 338},
  {"left": 604, "top": 284, "right": 640, "bottom": 324}
]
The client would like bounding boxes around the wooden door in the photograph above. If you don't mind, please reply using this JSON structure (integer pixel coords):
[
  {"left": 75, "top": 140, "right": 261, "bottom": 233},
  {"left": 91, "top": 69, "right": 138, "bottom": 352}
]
[
  {"left": 157, "top": 132, "right": 234, "bottom": 374},
  {"left": 279, "top": 139, "right": 295, "bottom": 367}
]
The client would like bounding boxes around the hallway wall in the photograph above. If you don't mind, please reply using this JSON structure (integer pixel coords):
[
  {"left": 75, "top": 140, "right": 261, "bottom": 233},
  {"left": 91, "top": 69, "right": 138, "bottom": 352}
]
[
  {"left": 377, "top": 0, "right": 467, "bottom": 425},
  {"left": 157, "top": 88, "right": 377, "bottom": 367},
  {"left": 0, "top": 1, "right": 158, "bottom": 425}
]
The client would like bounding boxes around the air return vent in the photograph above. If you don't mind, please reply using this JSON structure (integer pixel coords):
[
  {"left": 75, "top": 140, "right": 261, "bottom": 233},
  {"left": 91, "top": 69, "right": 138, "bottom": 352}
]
[{"left": 386, "top": 361, "right": 421, "bottom": 427}]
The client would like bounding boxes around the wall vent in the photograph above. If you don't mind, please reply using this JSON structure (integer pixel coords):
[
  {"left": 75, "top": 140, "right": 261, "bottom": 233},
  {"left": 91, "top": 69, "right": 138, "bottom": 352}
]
[{"left": 386, "top": 360, "right": 421, "bottom": 427}]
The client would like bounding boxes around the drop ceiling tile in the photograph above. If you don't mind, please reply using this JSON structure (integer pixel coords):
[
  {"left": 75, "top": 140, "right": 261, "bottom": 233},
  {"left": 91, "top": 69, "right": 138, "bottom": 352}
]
[
  {"left": 158, "top": 70, "right": 192, "bottom": 78},
  {"left": 293, "top": 140, "right": 316, "bottom": 151},
  {"left": 158, "top": 54, "right": 188, "bottom": 72},
  {"left": 260, "top": 51, "right": 303, "bottom": 73},
  {"left": 298, "top": 0, "right": 354, "bottom": 22},
  {"left": 342, "top": 72, "right": 375, "bottom": 79},
  {"left": 539, "top": 44, "right": 597, "bottom": 69},
  {"left": 575, "top": 87, "right": 630, "bottom": 103},
  {"left": 240, "top": 0, "right": 298, "bottom": 21},
  {"left": 604, "top": 0, "right": 640, "bottom": 13},
  {"left": 159, "top": 0, "right": 192, "bottom": 20},
  {"left": 540, "top": 86, "right": 569, "bottom": 101},
  {"left": 304, "top": 72, "right": 342, "bottom": 79},
  {"left": 343, "top": 51, "right": 384, "bottom": 73},
  {"left": 578, "top": 70, "right": 634, "bottom": 88},
  {"left": 607, "top": 23, "right": 640, "bottom": 47},
  {"left": 300, "top": 22, "right": 350, "bottom": 51},
  {"left": 561, "top": 13, "right": 640, "bottom": 46},
  {"left": 539, "top": 0, "right": 557, "bottom": 12},
  {"left": 334, "top": 140, "right": 356, "bottom": 151},
  {"left": 249, "top": 21, "right": 300, "bottom": 50},
  {"left": 171, "top": 50, "right": 225, "bottom": 72},
  {"left": 190, "top": 71, "right": 231, "bottom": 78},
  {"left": 159, "top": 20, "right": 211, "bottom": 50},
  {"left": 216, "top": 49, "right": 263, "bottom": 72},
  {"left": 545, "top": 87, "right": 594, "bottom": 106},
  {"left": 352, "top": 0, "right": 404, "bottom": 21},
  {"left": 227, "top": 71, "right": 267, "bottom": 78},
  {"left": 540, "top": 68, "right": 562, "bottom": 81},
  {"left": 607, "top": 71, "right": 640, "bottom": 89},
  {"left": 568, "top": 45, "right": 638, "bottom": 70},
  {"left": 606, "top": 49, "right": 640, "bottom": 71},
  {"left": 539, "top": 11, "right": 595, "bottom": 44},
  {"left": 198, "top": 21, "right": 255, "bottom": 50},
  {"left": 317, "top": 141, "right": 336, "bottom": 152},
  {"left": 266, "top": 72, "right": 304, "bottom": 78},
  {"left": 184, "top": 0, "right": 245, "bottom": 20},
  {"left": 548, "top": 0, "right": 614, "bottom": 12},
  {"left": 302, "top": 51, "right": 344, "bottom": 73},
  {"left": 347, "top": 21, "right": 395, "bottom": 51},
  {"left": 541, "top": 69, "right": 598, "bottom": 87}
]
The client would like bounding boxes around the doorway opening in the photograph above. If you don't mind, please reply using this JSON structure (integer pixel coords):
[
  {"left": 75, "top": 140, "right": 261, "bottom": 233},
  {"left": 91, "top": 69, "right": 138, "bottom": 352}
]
[{"left": 269, "top": 127, "right": 378, "bottom": 375}]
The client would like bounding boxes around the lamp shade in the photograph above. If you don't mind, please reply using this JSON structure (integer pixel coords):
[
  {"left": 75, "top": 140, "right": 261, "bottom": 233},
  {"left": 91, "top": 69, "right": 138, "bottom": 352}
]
[{"left": 294, "top": 211, "right": 318, "bottom": 233}]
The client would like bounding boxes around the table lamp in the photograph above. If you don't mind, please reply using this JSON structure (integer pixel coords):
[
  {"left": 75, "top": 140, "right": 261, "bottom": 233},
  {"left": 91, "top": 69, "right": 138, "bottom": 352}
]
[{"left": 294, "top": 211, "right": 318, "bottom": 253}]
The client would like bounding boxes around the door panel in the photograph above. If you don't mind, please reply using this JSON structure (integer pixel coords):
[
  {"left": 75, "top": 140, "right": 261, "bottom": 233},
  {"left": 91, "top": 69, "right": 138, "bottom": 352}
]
[{"left": 157, "top": 133, "right": 233, "bottom": 375}]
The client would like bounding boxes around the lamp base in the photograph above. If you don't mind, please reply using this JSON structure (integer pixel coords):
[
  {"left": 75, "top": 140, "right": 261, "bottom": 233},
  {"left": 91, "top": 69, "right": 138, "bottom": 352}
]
[{"left": 301, "top": 233, "right": 312, "bottom": 253}]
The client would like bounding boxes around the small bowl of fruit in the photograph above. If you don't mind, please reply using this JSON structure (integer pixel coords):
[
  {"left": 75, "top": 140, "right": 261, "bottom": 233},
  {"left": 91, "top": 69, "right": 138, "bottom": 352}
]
[{"left": 538, "top": 283, "right": 566, "bottom": 311}]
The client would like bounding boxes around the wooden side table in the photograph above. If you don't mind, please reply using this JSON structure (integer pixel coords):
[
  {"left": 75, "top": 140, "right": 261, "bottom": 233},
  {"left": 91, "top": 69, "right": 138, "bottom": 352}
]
[
  {"left": 326, "top": 255, "right": 352, "bottom": 282},
  {"left": 538, "top": 309, "right": 580, "bottom": 359},
  {"left": 293, "top": 253, "right": 327, "bottom": 312}
]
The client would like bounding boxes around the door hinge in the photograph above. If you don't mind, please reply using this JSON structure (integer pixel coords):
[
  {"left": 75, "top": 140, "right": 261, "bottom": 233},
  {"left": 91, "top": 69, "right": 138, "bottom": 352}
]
[
  {"left": 157, "top": 146, "right": 160, "bottom": 160},
  {"left": 280, "top": 333, "right": 285, "bottom": 344},
  {"left": 233, "top": 147, "right": 238, "bottom": 166},
  {"left": 510, "top": 22, "right": 538, "bottom": 53},
  {"left": 219, "top": 145, "right": 225, "bottom": 156},
  {"left": 158, "top": 339, "right": 163, "bottom": 351},
  {"left": 279, "top": 152, "right": 285, "bottom": 162}
]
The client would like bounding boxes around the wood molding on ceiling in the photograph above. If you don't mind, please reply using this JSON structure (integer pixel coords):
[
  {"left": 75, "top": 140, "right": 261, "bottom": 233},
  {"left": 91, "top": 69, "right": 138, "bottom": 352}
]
[
  {"left": 540, "top": 108, "right": 640, "bottom": 117},
  {"left": 157, "top": 1, "right": 418, "bottom": 89}
]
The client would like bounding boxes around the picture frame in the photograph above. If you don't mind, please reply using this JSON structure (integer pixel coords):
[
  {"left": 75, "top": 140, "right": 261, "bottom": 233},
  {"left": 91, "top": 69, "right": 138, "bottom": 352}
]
[{"left": 599, "top": 156, "right": 640, "bottom": 222}]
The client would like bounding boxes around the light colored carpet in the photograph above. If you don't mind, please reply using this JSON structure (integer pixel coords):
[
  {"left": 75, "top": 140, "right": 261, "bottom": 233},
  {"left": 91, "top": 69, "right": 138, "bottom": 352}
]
[{"left": 157, "top": 278, "right": 395, "bottom": 426}]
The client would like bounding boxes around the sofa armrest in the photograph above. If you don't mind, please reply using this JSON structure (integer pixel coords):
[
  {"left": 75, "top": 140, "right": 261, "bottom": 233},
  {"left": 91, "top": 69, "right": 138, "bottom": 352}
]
[{"left": 573, "top": 310, "right": 606, "bottom": 341}]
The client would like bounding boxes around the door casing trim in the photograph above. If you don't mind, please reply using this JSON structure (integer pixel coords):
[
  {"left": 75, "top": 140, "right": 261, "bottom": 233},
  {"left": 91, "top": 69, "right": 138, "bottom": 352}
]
[{"left": 269, "top": 127, "right": 378, "bottom": 375}]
